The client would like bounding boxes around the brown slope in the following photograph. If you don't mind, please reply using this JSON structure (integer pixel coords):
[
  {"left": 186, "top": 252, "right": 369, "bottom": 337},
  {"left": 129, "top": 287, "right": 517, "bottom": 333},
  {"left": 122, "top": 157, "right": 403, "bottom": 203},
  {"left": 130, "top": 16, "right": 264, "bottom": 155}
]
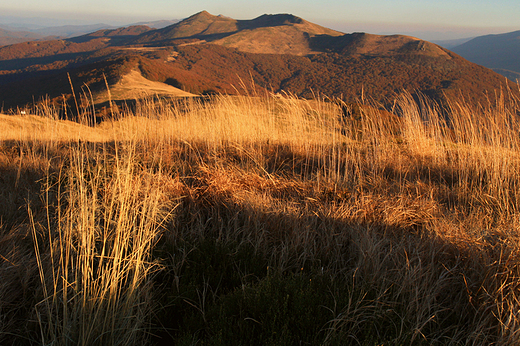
[
  {"left": 0, "top": 25, "right": 156, "bottom": 85},
  {"left": 0, "top": 45, "right": 192, "bottom": 109},
  {"left": 134, "top": 11, "right": 343, "bottom": 55},
  {"left": 492, "top": 68, "right": 520, "bottom": 83},
  {"left": 0, "top": 38, "right": 110, "bottom": 62},
  {"left": 135, "top": 11, "right": 239, "bottom": 42},
  {"left": 0, "top": 53, "right": 135, "bottom": 108},
  {"left": 0, "top": 37, "right": 514, "bottom": 110},
  {"left": 0, "top": 11, "right": 516, "bottom": 112},
  {"left": 310, "top": 32, "right": 451, "bottom": 58},
  {"left": 93, "top": 69, "right": 195, "bottom": 104},
  {"left": 159, "top": 42, "right": 516, "bottom": 107},
  {"left": 211, "top": 21, "right": 342, "bottom": 55},
  {"left": 0, "top": 24, "right": 152, "bottom": 64},
  {"left": 211, "top": 13, "right": 343, "bottom": 55},
  {"left": 0, "top": 28, "right": 45, "bottom": 46},
  {"left": 83, "top": 26, "right": 153, "bottom": 38}
]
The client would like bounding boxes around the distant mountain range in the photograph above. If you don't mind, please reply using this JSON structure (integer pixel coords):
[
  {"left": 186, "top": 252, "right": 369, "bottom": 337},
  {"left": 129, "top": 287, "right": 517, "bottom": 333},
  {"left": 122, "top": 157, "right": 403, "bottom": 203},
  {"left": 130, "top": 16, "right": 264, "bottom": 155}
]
[
  {"left": 431, "top": 37, "right": 474, "bottom": 50},
  {"left": 0, "top": 27, "right": 45, "bottom": 46},
  {"left": 0, "top": 11, "right": 515, "bottom": 111},
  {"left": 0, "top": 24, "right": 115, "bottom": 45},
  {"left": 0, "top": 20, "right": 179, "bottom": 45},
  {"left": 451, "top": 30, "right": 520, "bottom": 82}
]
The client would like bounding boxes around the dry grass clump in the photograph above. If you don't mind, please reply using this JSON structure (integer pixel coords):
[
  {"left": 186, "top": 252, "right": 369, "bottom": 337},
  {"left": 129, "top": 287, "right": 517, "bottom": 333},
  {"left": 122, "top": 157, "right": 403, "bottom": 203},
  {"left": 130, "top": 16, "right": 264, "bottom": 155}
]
[
  {"left": 29, "top": 141, "right": 174, "bottom": 345},
  {"left": 2, "top": 89, "right": 520, "bottom": 344},
  {"left": 0, "top": 140, "right": 175, "bottom": 345}
]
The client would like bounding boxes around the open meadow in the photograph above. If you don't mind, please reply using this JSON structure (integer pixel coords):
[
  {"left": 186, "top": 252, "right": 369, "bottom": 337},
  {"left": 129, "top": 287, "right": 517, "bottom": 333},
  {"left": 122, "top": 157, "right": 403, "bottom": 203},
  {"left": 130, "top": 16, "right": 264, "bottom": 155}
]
[{"left": 2, "top": 89, "right": 520, "bottom": 344}]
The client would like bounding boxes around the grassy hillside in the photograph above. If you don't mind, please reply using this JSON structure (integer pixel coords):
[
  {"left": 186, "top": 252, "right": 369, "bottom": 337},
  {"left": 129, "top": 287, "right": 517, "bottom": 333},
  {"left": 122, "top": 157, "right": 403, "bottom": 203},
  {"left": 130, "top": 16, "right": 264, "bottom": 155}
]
[
  {"left": 1, "top": 11, "right": 515, "bottom": 112},
  {"left": 2, "top": 90, "right": 520, "bottom": 344},
  {"left": 135, "top": 11, "right": 343, "bottom": 55}
]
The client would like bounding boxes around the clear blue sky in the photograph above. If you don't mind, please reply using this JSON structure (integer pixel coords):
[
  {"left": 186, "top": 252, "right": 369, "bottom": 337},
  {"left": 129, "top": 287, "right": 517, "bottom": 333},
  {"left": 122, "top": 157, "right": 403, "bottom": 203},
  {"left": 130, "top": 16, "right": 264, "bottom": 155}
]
[{"left": 2, "top": 0, "right": 519, "bottom": 40}]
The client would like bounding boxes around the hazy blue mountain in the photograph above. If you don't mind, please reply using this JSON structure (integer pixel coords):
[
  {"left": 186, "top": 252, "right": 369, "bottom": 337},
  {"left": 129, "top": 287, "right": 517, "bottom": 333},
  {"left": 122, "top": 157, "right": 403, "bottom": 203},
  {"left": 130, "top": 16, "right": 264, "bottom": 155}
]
[
  {"left": 431, "top": 37, "right": 474, "bottom": 49},
  {"left": 0, "top": 17, "right": 180, "bottom": 45},
  {"left": 33, "top": 24, "right": 116, "bottom": 37},
  {"left": 129, "top": 20, "right": 179, "bottom": 29},
  {"left": 491, "top": 68, "right": 520, "bottom": 83},
  {"left": 452, "top": 30, "right": 520, "bottom": 79},
  {"left": 0, "top": 27, "right": 44, "bottom": 45}
]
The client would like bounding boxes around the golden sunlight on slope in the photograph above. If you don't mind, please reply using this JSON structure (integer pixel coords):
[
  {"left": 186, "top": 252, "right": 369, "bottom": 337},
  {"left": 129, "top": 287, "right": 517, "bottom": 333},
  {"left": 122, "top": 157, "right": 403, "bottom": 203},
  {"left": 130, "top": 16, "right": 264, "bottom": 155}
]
[
  {"left": 212, "top": 16, "right": 343, "bottom": 55},
  {"left": 95, "top": 69, "right": 196, "bottom": 103},
  {"left": 0, "top": 113, "right": 109, "bottom": 142},
  {"left": 346, "top": 33, "right": 452, "bottom": 58},
  {"left": 213, "top": 25, "right": 326, "bottom": 55}
]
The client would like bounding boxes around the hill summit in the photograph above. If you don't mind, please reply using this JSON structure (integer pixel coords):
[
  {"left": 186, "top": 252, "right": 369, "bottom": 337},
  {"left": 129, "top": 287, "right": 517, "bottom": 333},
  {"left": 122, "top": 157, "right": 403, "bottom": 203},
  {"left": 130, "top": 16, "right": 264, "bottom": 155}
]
[
  {"left": 0, "top": 11, "right": 516, "bottom": 110},
  {"left": 135, "top": 11, "right": 344, "bottom": 55}
]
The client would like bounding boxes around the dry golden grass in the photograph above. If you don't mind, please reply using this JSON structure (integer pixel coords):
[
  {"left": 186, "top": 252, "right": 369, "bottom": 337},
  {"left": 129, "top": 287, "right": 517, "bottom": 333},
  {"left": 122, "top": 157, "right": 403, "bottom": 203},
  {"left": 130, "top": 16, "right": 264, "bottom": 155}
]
[
  {"left": 93, "top": 69, "right": 195, "bottom": 104},
  {"left": 28, "top": 141, "right": 173, "bottom": 345},
  {"left": 2, "top": 89, "right": 520, "bottom": 344}
]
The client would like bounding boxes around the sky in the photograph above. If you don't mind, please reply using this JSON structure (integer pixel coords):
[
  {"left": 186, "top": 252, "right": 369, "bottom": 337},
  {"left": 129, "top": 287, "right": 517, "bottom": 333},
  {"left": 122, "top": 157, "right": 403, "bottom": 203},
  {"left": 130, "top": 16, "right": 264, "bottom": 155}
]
[{"left": 1, "top": 0, "right": 519, "bottom": 40}]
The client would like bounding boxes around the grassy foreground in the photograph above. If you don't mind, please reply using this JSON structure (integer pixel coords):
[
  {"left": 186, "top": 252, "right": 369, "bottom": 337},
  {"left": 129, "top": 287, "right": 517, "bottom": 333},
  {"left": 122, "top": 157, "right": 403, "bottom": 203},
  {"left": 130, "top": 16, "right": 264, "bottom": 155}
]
[{"left": 2, "top": 90, "right": 520, "bottom": 345}]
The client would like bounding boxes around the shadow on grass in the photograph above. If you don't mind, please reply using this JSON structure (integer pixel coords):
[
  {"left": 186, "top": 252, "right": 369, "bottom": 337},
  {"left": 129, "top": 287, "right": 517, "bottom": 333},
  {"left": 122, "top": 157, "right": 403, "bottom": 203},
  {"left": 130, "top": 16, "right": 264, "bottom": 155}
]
[
  {"left": 0, "top": 140, "right": 511, "bottom": 345},
  {"left": 151, "top": 188, "right": 493, "bottom": 345}
]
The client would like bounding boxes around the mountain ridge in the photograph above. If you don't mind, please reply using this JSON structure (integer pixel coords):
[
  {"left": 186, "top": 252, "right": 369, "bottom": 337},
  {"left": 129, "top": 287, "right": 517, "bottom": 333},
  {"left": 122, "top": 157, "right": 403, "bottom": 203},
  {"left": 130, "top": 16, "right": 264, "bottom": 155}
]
[
  {"left": 133, "top": 11, "right": 344, "bottom": 55},
  {"left": 0, "top": 11, "right": 516, "bottom": 112},
  {"left": 452, "top": 30, "right": 520, "bottom": 79}
]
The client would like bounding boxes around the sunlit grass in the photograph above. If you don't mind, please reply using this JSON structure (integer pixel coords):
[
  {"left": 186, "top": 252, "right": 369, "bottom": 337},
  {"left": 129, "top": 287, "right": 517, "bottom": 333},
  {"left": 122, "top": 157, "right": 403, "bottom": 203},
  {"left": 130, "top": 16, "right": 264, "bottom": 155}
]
[{"left": 2, "top": 89, "right": 520, "bottom": 344}]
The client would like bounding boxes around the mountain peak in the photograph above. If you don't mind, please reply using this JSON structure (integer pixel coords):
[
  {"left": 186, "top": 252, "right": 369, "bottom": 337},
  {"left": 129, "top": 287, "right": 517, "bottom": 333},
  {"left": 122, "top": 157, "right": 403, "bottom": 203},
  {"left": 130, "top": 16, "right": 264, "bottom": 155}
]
[
  {"left": 187, "top": 10, "right": 215, "bottom": 20},
  {"left": 135, "top": 11, "right": 342, "bottom": 54},
  {"left": 251, "top": 13, "right": 305, "bottom": 26},
  {"left": 183, "top": 10, "right": 235, "bottom": 24},
  {"left": 142, "top": 10, "right": 238, "bottom": 41},
  {"left": 0, "top": 11, "right": 515, "bottom": 110}
]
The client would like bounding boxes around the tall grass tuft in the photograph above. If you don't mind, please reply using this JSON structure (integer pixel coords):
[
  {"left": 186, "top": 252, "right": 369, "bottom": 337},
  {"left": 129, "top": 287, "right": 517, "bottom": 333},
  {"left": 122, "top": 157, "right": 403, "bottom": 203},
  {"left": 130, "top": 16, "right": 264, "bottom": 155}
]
[
  {"left": 29, "top": 140, "right": 174, "bottom": 345},
  {"left": 2, "top": 87, "right": 520, "bottom": 344}
]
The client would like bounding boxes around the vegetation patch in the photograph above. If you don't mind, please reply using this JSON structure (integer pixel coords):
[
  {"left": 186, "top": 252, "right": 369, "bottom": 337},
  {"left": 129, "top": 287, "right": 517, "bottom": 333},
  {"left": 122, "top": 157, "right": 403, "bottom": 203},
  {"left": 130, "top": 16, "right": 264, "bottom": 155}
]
[{"left": 1, "top": 91, "right": 520, "bottom": 344}]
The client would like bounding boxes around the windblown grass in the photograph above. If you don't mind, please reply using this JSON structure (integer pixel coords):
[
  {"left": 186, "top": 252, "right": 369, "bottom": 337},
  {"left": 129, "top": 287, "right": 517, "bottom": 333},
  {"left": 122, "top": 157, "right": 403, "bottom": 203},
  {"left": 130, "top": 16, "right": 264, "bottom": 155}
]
[
  {"left": 2, "top": 88, "right": 520, "bottom": 344},
  {"left": 29, "top": 141, "right": 173, "bottom": 345}
]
